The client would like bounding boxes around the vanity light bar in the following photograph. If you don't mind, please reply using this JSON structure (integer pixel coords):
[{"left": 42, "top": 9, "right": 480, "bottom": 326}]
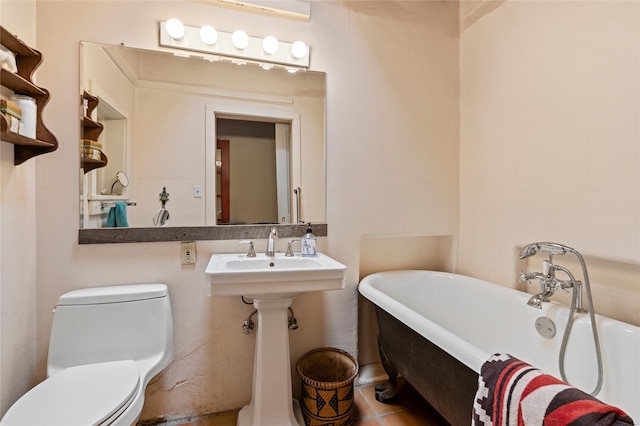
[{"left": 159, "top": 21, "right": 310, "bottom": 69}]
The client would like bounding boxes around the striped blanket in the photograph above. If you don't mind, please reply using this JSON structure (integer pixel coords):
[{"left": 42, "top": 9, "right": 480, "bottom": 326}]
[{"left": 472, "top": 353, "right": 634, "bottom": 426}]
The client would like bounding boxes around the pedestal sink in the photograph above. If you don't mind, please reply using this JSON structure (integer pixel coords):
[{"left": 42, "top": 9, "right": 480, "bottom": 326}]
[{"left": 205, "top": 252, "right": 347, "bottom": 426}]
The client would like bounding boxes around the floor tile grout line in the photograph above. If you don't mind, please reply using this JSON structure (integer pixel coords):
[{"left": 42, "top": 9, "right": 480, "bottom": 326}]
[
  {"left": 356, "top": 382, "right": 417, "bottom": 423},
  {"left": 355, "top": 386, "right": 381, "bottom": 421},
  {"left": 359, "top": 384, "right": 384, "bottom": 419},
  {"left": 360, "top": 383, "right": 413, "bottom": 417}
]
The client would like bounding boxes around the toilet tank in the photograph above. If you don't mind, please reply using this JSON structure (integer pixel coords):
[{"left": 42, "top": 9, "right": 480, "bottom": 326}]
[{"left": 46, "top": 284, "right": 174, "bottom": 379}]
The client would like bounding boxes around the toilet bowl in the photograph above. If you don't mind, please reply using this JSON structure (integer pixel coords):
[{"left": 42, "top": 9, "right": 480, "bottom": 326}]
[{"left": 0, "top": 283, "right": 174, "bottom": 426}]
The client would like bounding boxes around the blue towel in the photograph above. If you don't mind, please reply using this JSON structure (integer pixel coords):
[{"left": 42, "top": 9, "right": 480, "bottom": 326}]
[{"left": 106, "top": 201, "right": 129, "bottom": 227}]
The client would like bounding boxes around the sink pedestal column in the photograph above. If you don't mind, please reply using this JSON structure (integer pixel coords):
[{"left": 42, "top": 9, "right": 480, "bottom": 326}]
[{"left": 237, "top": 297, "right": 304, "bottom": 426}]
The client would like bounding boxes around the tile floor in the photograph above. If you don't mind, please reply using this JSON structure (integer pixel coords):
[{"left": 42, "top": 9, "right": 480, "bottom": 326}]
[
  {"left": 352, "top": 378, "right": 448, "bottom": 426},
  {"left": 152, "top": 378, "right": 449, "bottom": 426}
]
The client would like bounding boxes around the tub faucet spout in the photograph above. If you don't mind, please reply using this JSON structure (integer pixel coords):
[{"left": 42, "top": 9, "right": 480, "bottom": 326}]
[{"left": 527, "top": 289, "right": 555, "bottom": 309}]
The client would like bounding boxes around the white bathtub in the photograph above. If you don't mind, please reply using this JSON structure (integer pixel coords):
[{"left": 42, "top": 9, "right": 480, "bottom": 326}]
[{"left": 359, "top": 270, "right": 639, "bottom": 422}]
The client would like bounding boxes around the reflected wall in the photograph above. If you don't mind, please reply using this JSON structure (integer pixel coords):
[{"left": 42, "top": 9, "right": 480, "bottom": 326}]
[{"left": 80, "top": 42, "right": 326, "bottom": 230}]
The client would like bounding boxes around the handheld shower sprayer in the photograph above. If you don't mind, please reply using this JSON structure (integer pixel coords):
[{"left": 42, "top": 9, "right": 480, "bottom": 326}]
[{"left": 519, "top": 242, "right": 573, "bottom": 260}]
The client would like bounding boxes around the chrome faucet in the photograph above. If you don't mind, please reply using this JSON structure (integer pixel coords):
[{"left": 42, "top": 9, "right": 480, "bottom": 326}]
[
  {"left": 517, "top": 241, "right": 602, "bottom": 396},
  {"left": 519, "top": 251, "right": 582, "bottom": 310},
  {"left": 518, "top": 242, "right": 587, "bottom": 310},
  {"left": 239, "top": 240, "right": 256, "bottom": 257},
  {"left": 285, "top": 239, "right": 301, "bottom": 257},
  {"left": 266, "top": 227, "right": 278, "bottom": 256}
]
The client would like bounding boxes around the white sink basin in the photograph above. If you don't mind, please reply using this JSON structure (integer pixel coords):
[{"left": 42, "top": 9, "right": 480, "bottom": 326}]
[{"left": 205, "top": 252, "right": 346, "bottom": 298}]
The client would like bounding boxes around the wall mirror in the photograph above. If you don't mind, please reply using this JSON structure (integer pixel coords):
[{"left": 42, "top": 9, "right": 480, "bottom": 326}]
[{"left": 79, "top": 41, "right": 326, "bottom": 243}]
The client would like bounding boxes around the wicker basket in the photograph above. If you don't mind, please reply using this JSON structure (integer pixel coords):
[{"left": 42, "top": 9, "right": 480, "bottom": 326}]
[{"left": 296, "top": 347, "right": 359, "bottom": 426}]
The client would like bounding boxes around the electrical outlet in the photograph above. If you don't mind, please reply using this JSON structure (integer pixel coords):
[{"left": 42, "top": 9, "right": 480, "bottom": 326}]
[{"left": 181, "top": 241, "right": 196, "bottom": 265}]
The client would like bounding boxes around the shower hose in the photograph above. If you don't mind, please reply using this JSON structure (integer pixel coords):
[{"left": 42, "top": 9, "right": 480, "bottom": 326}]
[{"left": 557, "top": 256, "right": 603, "bottom": 396}]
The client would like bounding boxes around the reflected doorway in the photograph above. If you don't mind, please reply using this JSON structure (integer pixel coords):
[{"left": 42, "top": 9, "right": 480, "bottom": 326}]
[
  {"left": 215, "top": 118, "right": 291, "bottom": 225},
  {"left": 215, "top": 139, "right": 230, "bottom": 224}
]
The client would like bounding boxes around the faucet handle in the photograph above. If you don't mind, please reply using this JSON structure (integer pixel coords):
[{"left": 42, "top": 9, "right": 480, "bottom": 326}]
[
  {"left": 520, "top": 270, "right": 542, "bottom": 283},
  {"left": 519, "top": 270, "right": 532, "bottom": 283},
  {"left": 239, "top": 240, "right": 256, "bottom": 257},
  {"left": 285, "top": 239, "right": 301, "bottom": 257}
]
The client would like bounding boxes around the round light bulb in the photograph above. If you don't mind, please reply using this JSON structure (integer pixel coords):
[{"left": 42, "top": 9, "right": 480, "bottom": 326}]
[
  {"left": 291, "top": 41, "right": 307, "bottom": 59},
  {"left": 200, "top": 25, "right": 218, "bottom": 45},
  {"left": 262, "top": 36, "right": 279, "bottom": 55},
  {"left": 286, "top": 67, "right": 298, "bottom": 74},
  {"left": 166, "top": 18, "right": 185, "bottom": 40},
  {"left": 232, "top": 30, "right": 249, "bottom": 49}
]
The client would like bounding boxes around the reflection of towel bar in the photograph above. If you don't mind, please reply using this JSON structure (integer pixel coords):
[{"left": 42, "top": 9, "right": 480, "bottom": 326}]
[{"left": 101, "top": 201, "right": 137, "bottom": 209}]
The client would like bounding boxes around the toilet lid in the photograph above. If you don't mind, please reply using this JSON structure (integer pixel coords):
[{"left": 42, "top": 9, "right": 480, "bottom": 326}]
[{"left": 1, "top": 360, "right": 139, "bottom": 426}]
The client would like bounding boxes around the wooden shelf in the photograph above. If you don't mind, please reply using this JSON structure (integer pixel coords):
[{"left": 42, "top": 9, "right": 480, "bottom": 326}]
[
  {"left": 83, "top": 90, "right": 99, "bottom": 117},
  {"left": 1, "top": 69, "right": 46, "bottom": 97},
  {"left": 81, "top": 91, "right": 107, "bottom": 174},
  {"left": 0, "top": 25, "right": 58, "bottom": 165},
  {"left": 82, "top": 116, "right": 102, "bottom": 128},
  {"left": 81, "top": 116, "right": 104, "bottom": 141},
  {"left": 2, "top": 130, "right": 56, "bottom": 148},
  {"left": 81, "top": 151, "right": 108, "bottom": 174},
  {"left": 0, "top": 26, "right": 39, "bottom": 57}
]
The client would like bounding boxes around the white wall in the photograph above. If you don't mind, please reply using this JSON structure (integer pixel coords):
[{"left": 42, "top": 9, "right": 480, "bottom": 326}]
[
  {"left": 0, "top": 0, "right": 39, "bottom": 414},
  {"left": 22, "top": 1, "right": 460, "bottom": 422},
  {"left": 134, "top": 88, "right": 208, "bottom": 227},
  {"left": 460, "top": 0, "right": 640, "bottom": 326}
]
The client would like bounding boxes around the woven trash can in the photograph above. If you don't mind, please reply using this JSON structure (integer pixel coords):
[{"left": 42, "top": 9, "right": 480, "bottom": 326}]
[{"left": 296, "top": 347, "right": 359, "bottom": 426}]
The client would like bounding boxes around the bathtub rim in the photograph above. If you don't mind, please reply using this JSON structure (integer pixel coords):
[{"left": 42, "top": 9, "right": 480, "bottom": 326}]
[{"left": 359, "top": 270, "right": 490, "bottom": 373}]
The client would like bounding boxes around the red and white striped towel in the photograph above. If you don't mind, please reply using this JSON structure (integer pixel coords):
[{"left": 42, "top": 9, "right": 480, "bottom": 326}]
[{"left": 472, "top": 353, "right": 634, "bottom": 426}]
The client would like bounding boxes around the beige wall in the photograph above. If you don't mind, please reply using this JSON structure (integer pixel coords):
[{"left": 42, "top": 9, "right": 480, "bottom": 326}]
[
  {"left": 0, "top": 0, "right": 39, "bottom": 415},
  {"left": 3, "top": 0, "right": 637, "bottom": 422},
  {"left": 460, "top": 0, "right": 640, "bottom": 325},
  {"left": 0, "top": 0, "right": 461, "bottom": 422}
]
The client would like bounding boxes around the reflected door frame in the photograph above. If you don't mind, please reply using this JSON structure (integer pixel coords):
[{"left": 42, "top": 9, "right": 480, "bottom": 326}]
[
  {"left": 205, "top": 101, "right": 301, "bottom": 225},
  {"left": 216, "top": 139, "right": 230, "bottom": 224}
]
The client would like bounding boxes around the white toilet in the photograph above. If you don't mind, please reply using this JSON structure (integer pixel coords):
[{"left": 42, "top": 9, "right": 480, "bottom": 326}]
[{"left": 1, "top": 283, "right": 174, "bottom": 426}]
